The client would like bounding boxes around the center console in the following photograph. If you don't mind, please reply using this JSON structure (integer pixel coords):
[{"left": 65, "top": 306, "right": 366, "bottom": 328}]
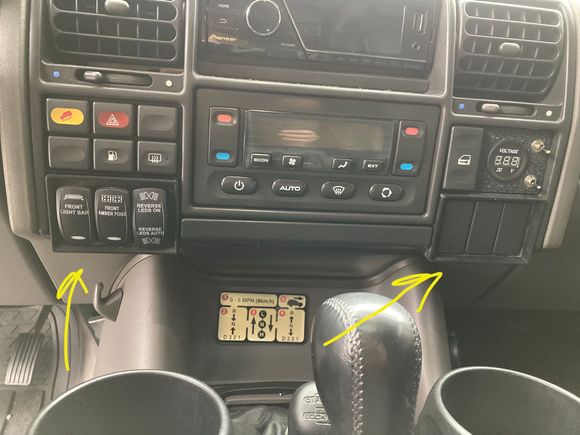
[
  {"left": 15, "top": 0, "right": 573, "bottom": 267},
  {"left": 2, "top": 0, "right": 579, "bottom": 430}
]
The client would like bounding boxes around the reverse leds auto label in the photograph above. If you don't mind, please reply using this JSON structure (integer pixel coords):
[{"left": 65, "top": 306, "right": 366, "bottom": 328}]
[{"left": 218, "top": 292, "right": 306, "bottom": 343}]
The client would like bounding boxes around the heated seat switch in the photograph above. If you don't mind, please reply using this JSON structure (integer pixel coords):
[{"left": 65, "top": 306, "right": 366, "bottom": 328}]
[
  {"left": 132, "top": 188, "right": 167, "bottom": 248},
  {"left": 95, "top": 188, "right": 130, "bottom": 244},
  {"left": 56, "top": 186, "right": 94, "bottom": 243}
]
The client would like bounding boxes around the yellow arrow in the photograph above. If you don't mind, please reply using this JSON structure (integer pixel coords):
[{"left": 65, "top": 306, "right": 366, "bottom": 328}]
[
  {"left": 323, "top": 272, "right": 443, "bottom": 347},
  {"left": 56, "top": 268, "right": 90, "bottom": 372}
]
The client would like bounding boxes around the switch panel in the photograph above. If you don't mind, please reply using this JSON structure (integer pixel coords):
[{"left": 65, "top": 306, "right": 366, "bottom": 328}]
[
  {"left": 56, "top": 186, "right": 94, "bottom": 243},
  {"left": 393, "top": 121, "right": 426, "bottom": 176},
  {"left": 208, "top": 107, "right": 239, "bottom": 166}
]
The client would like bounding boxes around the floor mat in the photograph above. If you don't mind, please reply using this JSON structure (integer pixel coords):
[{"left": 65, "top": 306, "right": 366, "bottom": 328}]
[{"left": 0, "top": 307, "right": 56, "bottom": 435}]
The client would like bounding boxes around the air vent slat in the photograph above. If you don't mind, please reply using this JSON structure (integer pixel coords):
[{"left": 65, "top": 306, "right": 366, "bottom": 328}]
[
  {"left": 49, "top": 0, "right": 183, "bottom": 67},
  {"left": 455, "top": 0, "right": 564, "bottom": 102}
]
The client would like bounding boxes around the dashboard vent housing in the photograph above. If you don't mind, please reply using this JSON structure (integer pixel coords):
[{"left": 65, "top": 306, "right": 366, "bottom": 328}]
[
  {"left": 455, "top": 1, "right": 564, "bottom": 102},
  {"left": 49, "top": 0, "right": 183, "bottom": 67}
]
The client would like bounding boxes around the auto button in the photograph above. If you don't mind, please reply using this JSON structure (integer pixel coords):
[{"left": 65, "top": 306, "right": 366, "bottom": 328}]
[
  {"left": 272, "top": 179, "right": 307, "bottom": 197},
  {"left": 221, "top": 176, "right": 257, "bottom": 195}
]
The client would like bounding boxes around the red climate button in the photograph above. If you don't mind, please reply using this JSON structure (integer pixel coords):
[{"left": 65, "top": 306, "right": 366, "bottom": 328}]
[
  {"left": 404, "top": 126, "right": 421, "bottom": 137},
  {"left": 97, "top": 111, "right": 130, "bottom": 129},
  {"left": 216, "top": 113, "right": 234, "bottom": 124}
]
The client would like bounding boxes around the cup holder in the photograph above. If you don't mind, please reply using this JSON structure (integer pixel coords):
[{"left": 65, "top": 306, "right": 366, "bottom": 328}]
[
  {"left": 28, "top": 370, "right": 231, "bottom": 435},
  {"left": 416, "top": 366, "right": 580, "bottom": 435}
]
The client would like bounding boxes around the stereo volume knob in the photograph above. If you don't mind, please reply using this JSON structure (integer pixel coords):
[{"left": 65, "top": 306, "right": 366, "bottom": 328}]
[{"left": 245, "top": 0, "right": 281, "bottom": 36}]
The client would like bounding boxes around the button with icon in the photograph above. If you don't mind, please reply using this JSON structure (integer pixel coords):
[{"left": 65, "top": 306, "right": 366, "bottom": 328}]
[
  {"left": 93, "top": 102, "right": 134, "bottom": 137},
  {"left": 282, "top": 155, "right": 303, "bottom": 169},
  {"left": 332, "top": 158, "right": 354, "bottom": 171},
  {"left": 138, "top": 141, "right": 177, "bottom": 175},
  {"left": 221, "top": 176, "right": 257, "bottom": 195},
  {"left": 93, "top": 139, "right": 134, "bottom": 172},
  {"left": 321, "top": 181, "right": 355, "bottom": 199},
  {"left": 46, "top": 99, "right": 89, "bottom": 134},
  {"left": 369, "top": 184, "right": 404, "bottom": 202}
]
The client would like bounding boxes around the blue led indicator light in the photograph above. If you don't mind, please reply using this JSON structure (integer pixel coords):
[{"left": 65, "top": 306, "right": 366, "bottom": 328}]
[
  {"left": 400, "top": 163, "right": 414, "bottom": 172},
  {"left": 52, "top": 70, "right": 61, "bottom": 79},
  {"left": 458, "top": 103, "right": 465, "bottom": 110},
  {"left": 216, "top": 152, "right": 231, "bottom": 161}
]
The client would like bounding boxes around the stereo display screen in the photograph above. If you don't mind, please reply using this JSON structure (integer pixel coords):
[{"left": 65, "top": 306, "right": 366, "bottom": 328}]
[
  {"left": 246, "top": 111, "right": 394, "bottom": 152},
  {"left": 285, "top": 0, "right": 406, "bottom": 57}
]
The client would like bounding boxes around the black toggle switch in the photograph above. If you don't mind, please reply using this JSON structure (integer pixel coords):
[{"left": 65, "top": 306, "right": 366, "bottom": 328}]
[
  {"left": 56, "top": 186, "right": 94, "bottom": 243},
  {"left": 95, "top": 188, "right": 130, "bottom": 244},
  {"left": 132, "top": 188, "right": 167, "bottom": 249}
]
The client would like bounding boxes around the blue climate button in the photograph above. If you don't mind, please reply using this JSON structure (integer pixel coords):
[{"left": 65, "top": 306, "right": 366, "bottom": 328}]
[
  {"left": 399, "top": 163, "right": 414, "bottom": 172},
  {"left": 215, "top": 152, "right": 231, "bottom": 161}
]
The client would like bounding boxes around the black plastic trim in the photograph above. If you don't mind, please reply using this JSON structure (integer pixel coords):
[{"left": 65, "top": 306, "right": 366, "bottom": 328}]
[{"left": 181, "top": 218, "right": 432, "bottom": 248}]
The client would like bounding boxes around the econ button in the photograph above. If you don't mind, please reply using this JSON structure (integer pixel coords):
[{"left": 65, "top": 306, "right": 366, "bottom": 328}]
[
  {"left": 47, "top": 99, "right": 89, "bottom": 134},
  {"left": 221, "top": 176, "right": 257, "bottom": 195},
  {"left": 369, "top": 184, "right": 404, "bottom": 202},
  {"left": 93, "top": 102, "right": 134, "bottom": 137}
]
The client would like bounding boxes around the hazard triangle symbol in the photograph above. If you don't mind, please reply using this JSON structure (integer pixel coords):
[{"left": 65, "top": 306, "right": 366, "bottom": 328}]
[{"left": 105, "top": 114, "right": 120, "bottom": 127}]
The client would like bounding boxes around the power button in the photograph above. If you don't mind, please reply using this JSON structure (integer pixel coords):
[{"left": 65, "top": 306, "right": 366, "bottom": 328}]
[{"left": 221, "top": 176, "right": 257, "bottom": 195}]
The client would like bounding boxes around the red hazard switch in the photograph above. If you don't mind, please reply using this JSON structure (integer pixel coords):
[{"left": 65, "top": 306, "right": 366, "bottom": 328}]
[
  {"left": 97, "top": 111, "right": 130, "bottom": 129},
  {"left": 93, "top": 102, "right": 134, "bottom": 137}
]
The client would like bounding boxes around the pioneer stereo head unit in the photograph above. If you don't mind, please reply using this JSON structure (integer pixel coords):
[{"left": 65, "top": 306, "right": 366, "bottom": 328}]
[{"left": 200, "top": 0, "right": 439, "bottom": 76}]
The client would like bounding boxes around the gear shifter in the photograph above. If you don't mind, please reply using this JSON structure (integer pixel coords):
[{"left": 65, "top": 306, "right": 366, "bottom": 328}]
[{"left": 289, "top": 293, "right": 422, "bottom": 435}]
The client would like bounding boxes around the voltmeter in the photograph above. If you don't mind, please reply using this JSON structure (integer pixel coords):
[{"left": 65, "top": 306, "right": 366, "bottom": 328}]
[{"left": 487, "top": 143, "right": 529, "bottom": 182}]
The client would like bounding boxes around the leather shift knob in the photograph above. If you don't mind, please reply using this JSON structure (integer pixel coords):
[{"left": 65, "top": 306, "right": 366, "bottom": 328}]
[{"left": 312, "top": 293, "right": 422, "bottom": 435}]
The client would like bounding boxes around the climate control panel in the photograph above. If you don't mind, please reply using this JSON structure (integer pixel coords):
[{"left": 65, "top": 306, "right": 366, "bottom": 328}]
[{"left": 192, "top": 89, "right": 440, "bottom": 216}]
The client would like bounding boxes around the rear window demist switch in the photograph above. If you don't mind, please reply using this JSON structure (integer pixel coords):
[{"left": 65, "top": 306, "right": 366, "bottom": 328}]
[
  {"left": 56, "top": 186, "right": 94, "bottom": 243},
  {"left": 132, "top": 188, "right": 167, "bottom": 248}
]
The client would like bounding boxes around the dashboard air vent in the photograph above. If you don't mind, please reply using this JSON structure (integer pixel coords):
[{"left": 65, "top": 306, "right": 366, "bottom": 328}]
[
  {"left": 455, "top": 1, "right": 564, "bottom": 102},
  {"left": 49, "top": 0, "right": 183, "bottom": 67}
]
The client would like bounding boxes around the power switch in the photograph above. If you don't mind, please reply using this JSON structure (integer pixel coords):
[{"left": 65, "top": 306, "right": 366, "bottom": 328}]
[
  {"left": 132, "top": 188, "right": 167, "bottom": 249},
  {"left": 209, "top": 107, "right": 239, "bottom": 166},
  {"left": 56, "top": 186, "right": 94, "bottom": 243},
  {"left": 95, "top": 188, "right": 130, "bottom": 244}
]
